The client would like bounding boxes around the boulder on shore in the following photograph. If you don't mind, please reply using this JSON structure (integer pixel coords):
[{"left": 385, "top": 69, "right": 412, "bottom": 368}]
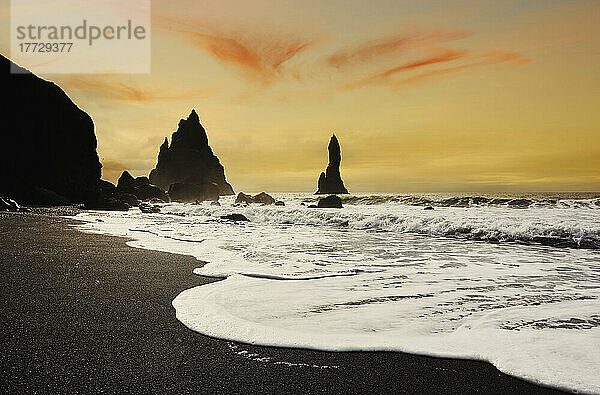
[
  {"left": 316, "top": 195, "right": 343, "bottom": 208},
  {"left": 134, "top": 184, "right": 169, "bottom": 202},
  {"left": 15, "top": 187, "right": 72, "bottom": 206},
  {"left": 84, "top": 180, "right": 134, "bottom": 211},
  {"left": 117, "top": 171, "right": 169, "bottom": 202},
  {"left": 315, "top": 134, "right": 349, "bottom": 195}
]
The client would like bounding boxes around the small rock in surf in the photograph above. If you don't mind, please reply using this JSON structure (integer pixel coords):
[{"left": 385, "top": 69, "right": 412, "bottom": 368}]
[
  {"left": 220, "top": 213, "right": 250, "bottom": 222},
  {"left": 235, "top": 192, "right": 276, "bottom": 205},
  {"left": 139, "top": 203, "right": 161, "bottom": 213},
  {"left": 316, "top": 195, "right": 343, "bottom": 208}
]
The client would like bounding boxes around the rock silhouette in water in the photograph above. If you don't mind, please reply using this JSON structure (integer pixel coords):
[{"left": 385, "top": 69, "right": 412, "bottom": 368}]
[
  {"left": 149, "top": 110, "right": 234, "bottom": 201},
  {"left": 220, "top": 213, "right": 250, "bottom": 222},
  {"left": 117, "top": 171, "right": 169, "bottom": 202},
  {"left": 235, "top": 192, "right": 276, "bottom": 205},
  {"left": 315, "top": 134, "right": 349, "bottom": 194},
  {"left": 0, "top": 54, "right": 102, "bottom": 204},
  {"left": 168, "top": 182, "right": 219, "bottom": 203},
  {"left": 317, "top": 195, "right": 343, "bottom": 208}
]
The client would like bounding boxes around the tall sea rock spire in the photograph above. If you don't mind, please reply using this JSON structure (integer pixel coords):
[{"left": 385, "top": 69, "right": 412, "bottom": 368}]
[
  {"left": 315, "top": 134, "right": 349, "bottom": 194},
  {"left": 149, "top": 110, "right": 234, "bottom": 198}
]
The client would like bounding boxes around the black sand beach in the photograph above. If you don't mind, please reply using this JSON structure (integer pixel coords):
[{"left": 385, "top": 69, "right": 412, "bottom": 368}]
[{"left": 0, "top": 212, "right": 565, "bottom": 394}]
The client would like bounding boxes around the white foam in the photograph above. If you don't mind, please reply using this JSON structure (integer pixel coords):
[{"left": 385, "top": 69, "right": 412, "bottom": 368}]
[
  {"left": 69, "top": 194, "right": 600, "bottom": 393},
  {"left": 174, "top": 276, "right": 600, "bottom": 393},
  {"left": 227, "top": 343, "right": 339, "bottom": 369}
]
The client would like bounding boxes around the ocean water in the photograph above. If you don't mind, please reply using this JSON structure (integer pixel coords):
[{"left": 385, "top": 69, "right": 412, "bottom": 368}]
[{"left": 71, "top": 192, "right": 600, "bottom": 393}]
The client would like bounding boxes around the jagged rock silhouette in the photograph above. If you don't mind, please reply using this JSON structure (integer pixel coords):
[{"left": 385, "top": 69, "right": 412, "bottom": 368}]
[{"left": 149, "top": 110, "right": 234, "bottom": 201}]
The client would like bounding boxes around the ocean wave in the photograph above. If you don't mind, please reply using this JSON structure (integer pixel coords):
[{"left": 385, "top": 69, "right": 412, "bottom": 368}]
[
  {"left": 352, "top": 212, "right": 599, "bottom": 249},
  {"left": 165, "top": 204, "right": 600, "bottom": 250},
  {"left": 329, "top": 194, "right": 600, "bottom": 209}
]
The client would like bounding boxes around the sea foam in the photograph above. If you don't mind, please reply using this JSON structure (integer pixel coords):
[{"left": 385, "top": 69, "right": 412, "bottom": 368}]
[{"left": 70, "top": 193, "right": 600, "bottom": 393}]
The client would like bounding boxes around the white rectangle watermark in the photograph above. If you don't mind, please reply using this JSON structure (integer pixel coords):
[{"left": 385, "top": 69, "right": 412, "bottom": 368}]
[{"left": 10, "top": 0, "right": 151, "bottom": 74}]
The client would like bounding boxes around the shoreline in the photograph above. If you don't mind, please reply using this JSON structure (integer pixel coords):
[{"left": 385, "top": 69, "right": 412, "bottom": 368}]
[{"left": 1, "top": 211, "right": 566, "bottom": 393}]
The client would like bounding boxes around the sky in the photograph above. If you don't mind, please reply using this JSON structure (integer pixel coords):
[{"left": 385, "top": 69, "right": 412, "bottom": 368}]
[{"left": 1, "top": 0, "right": 600, "bottom": 192}]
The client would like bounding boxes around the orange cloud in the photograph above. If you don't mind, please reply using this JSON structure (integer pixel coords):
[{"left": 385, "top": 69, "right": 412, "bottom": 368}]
[
  {"left": 153, "top": 15, "right": 529, "bottom": 95},
  {"left": 325, "top": 29, "right": 470, "bottom": 69},
  {"left": 480, "top": 51, "right": 531, "bottom": 65},
  {"left": 59, "top": 76, "right": 214, "bottom": 102},
  {"left": 342, "top": 48, "right": 468, "bottom": 90},
  {"left": 173, "top": 28, "right": 316, "bottom": 84},
  {"left": 393, "top": 51, "right": 530, "bottom": 88}
]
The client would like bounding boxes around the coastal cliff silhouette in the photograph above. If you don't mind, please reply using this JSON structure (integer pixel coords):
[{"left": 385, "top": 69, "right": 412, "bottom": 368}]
[{"left": 0, "top": 54, "right": 102, "bottom": 205}]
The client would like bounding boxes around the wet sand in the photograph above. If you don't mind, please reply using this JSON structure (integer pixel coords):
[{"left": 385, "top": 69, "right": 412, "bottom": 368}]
[{"left": 0, "top": 212, "right": 565, "bottom": 393}]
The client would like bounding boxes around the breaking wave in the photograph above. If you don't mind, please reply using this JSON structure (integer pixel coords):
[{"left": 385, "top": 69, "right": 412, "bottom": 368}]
[
  {"left": 323, "top": 193, "right": 600, "bottom": 209},
  {"left": 160, "top": 200, "right": 600, "bottom": 249}
]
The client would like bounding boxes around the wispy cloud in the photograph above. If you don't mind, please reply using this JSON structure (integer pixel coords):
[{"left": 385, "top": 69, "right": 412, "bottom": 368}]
[
  {"left": 151, "top": 12, "right": 322, "bottom": 84},
  {"left": 325, "top": 30, "right": 529, "bottom": 92},
  {"left": 59, "top": 76, "right": 214, "bottom": 102},
  {"left": 153, "top": 14, "right": 529, "bottom": 94},
  {"left": 342, "top": 47, "right": 468, "bottom": 90},
  {"left": 480, "top": 51, "right": 531, "bottom": 65},
  {"left": 325, "top": 29, "right": 470, "bottom": 70},
  {"left": 390, "top": 51, "right": 530, "bottom": 88},
  {"left": 168, "top": 26, "right": 316, "bottom": 84}
]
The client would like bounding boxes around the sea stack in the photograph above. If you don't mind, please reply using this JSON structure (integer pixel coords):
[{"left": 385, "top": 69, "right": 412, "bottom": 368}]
[
  {"left": 149, "top": 110, "right": 234, "bottom": 201},
  {"left": 315, "top": 134, "right": 349, "bottom": 194},
  {"left": 0, "top": 54, "right": 102, "bottom": 204}
]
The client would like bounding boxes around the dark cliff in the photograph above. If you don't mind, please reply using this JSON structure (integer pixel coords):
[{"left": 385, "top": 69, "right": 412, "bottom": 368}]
[
  {"left": 316, "top": 134, "right": 349, "bottom": 195},
  {"left": 0, "top": 55, "right": 102, "bottom": 203}
]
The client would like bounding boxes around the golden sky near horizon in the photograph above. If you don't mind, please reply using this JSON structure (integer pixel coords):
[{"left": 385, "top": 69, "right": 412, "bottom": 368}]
[{"left": 1, "top": 0, "right": 600, "bottom": 192}]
